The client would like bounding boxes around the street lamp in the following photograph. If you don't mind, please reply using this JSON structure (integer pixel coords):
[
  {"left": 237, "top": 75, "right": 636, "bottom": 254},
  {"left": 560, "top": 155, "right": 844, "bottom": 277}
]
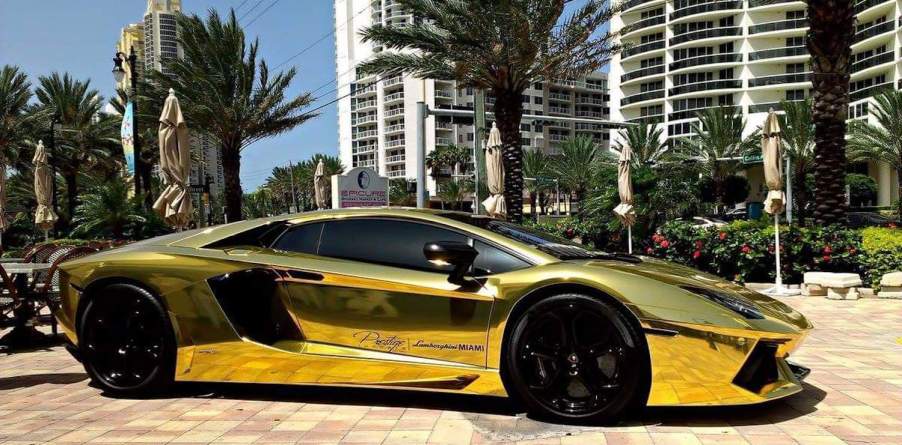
[{"left": 113, "top": 46, "right": 141, "bottom": 196}]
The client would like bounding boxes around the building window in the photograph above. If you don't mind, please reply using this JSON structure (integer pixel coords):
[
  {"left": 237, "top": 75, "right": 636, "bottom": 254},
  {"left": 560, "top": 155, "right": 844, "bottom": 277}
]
[{"left": 786, "top": 89, "right": 805, "bottom": 101}]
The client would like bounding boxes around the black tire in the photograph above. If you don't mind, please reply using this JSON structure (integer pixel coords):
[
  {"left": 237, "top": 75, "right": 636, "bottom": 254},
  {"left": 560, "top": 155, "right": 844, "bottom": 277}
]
[
  {"left": 78, "top": 283, "right": 176, "bottom": 395},
  {"left": 503, "top": 293, "right": 649, "bottom": 423}
]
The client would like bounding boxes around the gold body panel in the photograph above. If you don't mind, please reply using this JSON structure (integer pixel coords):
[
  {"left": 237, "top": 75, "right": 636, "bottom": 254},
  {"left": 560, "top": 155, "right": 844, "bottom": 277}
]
[{"left": 55, "top": 208, "right": 812, "bottom": 406}]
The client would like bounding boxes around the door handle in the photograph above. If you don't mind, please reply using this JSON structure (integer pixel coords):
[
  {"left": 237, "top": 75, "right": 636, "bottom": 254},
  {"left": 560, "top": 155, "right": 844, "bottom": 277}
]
[{"left": 283, "top": 269, "right": 324, "bottom": 282}]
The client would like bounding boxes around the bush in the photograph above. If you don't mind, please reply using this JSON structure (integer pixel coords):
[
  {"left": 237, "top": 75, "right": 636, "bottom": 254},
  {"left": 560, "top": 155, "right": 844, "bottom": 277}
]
[
  {"left": 847, "top": 173, "right": 878, "bottom": 207},
  {"left": 859, "top": 227, "right": 902, "bottom": 289}
]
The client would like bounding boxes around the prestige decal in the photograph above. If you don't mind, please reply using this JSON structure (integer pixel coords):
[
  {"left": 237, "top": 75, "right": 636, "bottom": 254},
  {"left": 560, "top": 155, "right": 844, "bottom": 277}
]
[{"left": 353, "top": 331, "right": 484, "bottom": 353}]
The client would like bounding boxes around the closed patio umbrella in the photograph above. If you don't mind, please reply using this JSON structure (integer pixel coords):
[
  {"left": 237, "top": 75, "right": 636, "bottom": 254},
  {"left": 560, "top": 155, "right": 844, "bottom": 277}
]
[
  {"left": 613, "top": 144, "right": 636, "bottom": 253},
  {"left": 0, "top": 162, "right": 8, "bottom": 250},
  {"left": 314, "top": 159, "right": 327, "bottom": 209},
  {"left": 762, "top": 109, "right": 798, "bottom": 295},
  {"left": 153, "top": 89, "right": 193, "bottom": 230},
  {"left": 482, "top": 123, "right": 506, "bottom": 217},
  {"left": 33, "top": 140, "right": 58, "bottom": 240}
]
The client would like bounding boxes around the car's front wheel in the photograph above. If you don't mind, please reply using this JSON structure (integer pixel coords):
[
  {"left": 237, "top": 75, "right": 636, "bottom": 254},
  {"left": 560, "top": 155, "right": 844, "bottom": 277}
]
[
  {"left": 78, "top": 283, "right": 175, "bottom": 395},
  {"left": 504, "top": 293, "right": 648, "bottom": 423}
]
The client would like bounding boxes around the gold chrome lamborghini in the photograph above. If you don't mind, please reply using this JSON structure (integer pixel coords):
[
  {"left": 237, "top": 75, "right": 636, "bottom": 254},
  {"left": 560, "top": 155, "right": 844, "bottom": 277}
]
[{"left": 53, "top": 208, "right": 812, "bottom": 421}]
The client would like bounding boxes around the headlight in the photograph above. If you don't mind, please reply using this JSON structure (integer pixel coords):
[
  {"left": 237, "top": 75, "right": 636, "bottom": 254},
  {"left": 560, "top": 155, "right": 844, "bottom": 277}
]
[{"left": 681, "top": 285, "right": 764, "bottom": 319}]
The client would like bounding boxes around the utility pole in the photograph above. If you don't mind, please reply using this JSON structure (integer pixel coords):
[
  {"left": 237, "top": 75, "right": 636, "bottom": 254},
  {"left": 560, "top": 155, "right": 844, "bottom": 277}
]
[
  {"left": 288, "top": 160, "right": 299, "bottom": 213},
  {"left": 473, "top": 90, "right": 487, "bottom": 215},
  {"left": 416, "top": 101, "right": 427, "bottom": 208}
]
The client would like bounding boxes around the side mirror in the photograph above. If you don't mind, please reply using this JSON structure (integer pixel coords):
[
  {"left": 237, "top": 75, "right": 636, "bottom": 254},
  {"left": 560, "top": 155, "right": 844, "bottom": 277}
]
[{"left": 423, "top": 241, "right": 478, "bottom": 285}]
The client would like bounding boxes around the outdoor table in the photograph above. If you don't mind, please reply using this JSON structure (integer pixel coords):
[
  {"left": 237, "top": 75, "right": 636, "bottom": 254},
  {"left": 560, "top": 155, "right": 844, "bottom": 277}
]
[{"left": 0, "top": 262, "right": 53, "bottom": 349}]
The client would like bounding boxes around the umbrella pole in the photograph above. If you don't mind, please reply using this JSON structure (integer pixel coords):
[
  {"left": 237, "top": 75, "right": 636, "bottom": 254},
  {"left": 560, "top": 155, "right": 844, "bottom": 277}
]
[
  {"left": 44, "top": 229, "right": 49, "bottom": 242},
  {"left": 774, "top": 213, "right": 782, "bottom": 294},
  {"left": 627, "top": 225, "right": 633, "bottom": 254}
]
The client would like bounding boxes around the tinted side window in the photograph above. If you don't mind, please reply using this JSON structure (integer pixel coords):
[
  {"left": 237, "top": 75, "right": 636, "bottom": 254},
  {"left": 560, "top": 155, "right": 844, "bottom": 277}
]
[
  {"left": 473, "top": 241, "right": 529, "bottom": 276},
  {"left": 318, "top": 219, "right": 468, "bottom": 272},
  {"left": 272, "top": 223, "right": 323, "bottom": 254}
]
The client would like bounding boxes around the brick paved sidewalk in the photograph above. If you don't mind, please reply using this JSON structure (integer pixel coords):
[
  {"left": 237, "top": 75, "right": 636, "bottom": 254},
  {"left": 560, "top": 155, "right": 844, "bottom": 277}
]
[{"left": 1, "top": 297, "right": 901, "bottom": 444}]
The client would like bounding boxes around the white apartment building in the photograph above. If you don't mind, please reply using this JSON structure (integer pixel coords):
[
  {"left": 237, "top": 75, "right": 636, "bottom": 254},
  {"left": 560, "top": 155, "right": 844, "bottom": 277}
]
[
  {"left": 609, "top": 0, "right": 901, "bottom": 208},
  {"left": 133, "top": 0, "right": 224, "bottom": 195},
  {"left": 334, "top": 0, "right": 611, "bottom": 196}
]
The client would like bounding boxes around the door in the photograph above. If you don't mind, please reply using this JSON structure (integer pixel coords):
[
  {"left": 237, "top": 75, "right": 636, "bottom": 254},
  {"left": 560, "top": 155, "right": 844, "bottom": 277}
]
[{"left": 258, "top": 218, "right": 500, "bottom": 367}]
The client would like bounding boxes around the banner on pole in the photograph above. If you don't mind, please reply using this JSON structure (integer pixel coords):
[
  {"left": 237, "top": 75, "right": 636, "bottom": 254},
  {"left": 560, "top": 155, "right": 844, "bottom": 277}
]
[{"left": 121, "top": 101, "right": 135, "bottom": 176}]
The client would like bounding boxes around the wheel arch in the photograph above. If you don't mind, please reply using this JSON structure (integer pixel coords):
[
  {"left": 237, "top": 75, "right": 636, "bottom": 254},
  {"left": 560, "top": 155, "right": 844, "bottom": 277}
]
[
  {"left": 75, "top": 276, "right": 169, "bottom": 337},
  {"left": 498, "top": 282, "right": 652, "bottom": 406}
]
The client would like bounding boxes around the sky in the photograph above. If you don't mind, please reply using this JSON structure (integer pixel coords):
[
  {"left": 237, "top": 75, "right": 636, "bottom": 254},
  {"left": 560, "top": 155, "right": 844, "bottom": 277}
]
[
  {"left": 1, "top": 0, "right": 602, "bottom": 191},
  {"left": 0, "top": 0, "right": 338, "bottom": 191}
]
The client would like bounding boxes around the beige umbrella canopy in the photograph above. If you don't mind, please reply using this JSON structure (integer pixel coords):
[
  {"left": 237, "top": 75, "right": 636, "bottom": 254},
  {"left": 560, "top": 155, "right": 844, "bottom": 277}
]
[
  {"left": 33, "top": 140, "right": 58, "bottom": 235},
  {"left": 314, "top": 159, "right": 327, "bottom": 209},
  {"left": 762, "top": 109, "right": 785, "bottom": 215},
  {"left": 482, "top": 123, "right": 506, "bottom": 217},
  {"left": 153, "top": 89, "right": 193, "bottom": 229},
  {"left": 613, "top": 145, "right": 636, "bottom": 226}
]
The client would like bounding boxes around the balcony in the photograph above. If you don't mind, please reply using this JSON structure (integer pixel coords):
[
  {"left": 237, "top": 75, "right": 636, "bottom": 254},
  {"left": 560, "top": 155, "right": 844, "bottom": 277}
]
[
  {"left": 748, "top": 100, "right": 803, "bottom": 113},
  {"left": 355, "top": 159, "right": 376, "bottom": 168},
  {"left": 385, "top": 139, "right": 406, "bottom": 148},
  {"left": 621, "top": 65, "right": 665, "bottom": 83},
  {"left": 575, "top": 110, "right": 605, "bottom": 118},
  {"left": 352, "top": 129, "right": 378, "bottom": 140},
  {"left": 352, "top": 115, "right": 377, "bottom": 126},
  {"left": 435, "top": 89, "right": 453, "bottom": 99},
  {"left": 385, "top": 155, "right": 406, "bottom": 164},
  {"left": 626, "top": 115, "right": 663, "bottom": 124},
  {"left": 623, "top": 15, "right": 665, "bottom": 35},
  {"left": 383, "top": 75, "right": 404, "bottom": 87},
  {"left": 669, "top": 79, "right": 741, "bottom": 96},
  {"left": 852, "top": 51, "right": 895, "bottom": 73},
  {"left": 670, "top": 53, "right": 742, "bottom": 71},
  {"left": 749, "top": 0, "right": 801, "bottom": 8},
  {"left": 576, "top": 96, "right": 606, "bottom": 105},
  {"left": 748, "top": 72, "right": 811, "bottom": 88},
  {"left": 622, "top": 0, "right": 660, "bottom": 12},
  {"left": 384, "top": 108, "right": 404, "bottom": 118},
  {"left": 549, "top": 92, "right": 571, "bottom": 101},
  {"left": 435, "top": 121, "right": 453, "bottom": 130},
  {"left": 549, "top": 106, "right": 571, "bottom": 115},
  {"left": 352, "top": 145, "right": 376, "bottom": 155},
  {"left": 352, "top": 99, "right": 376, "bottom": 111},
  {"left": 385, "top": 124, "right": 405, "bottom": 134},
  {"left": 436, "top": 137, "right": 453, "bottom": 146},
  {"left": 671, "top": 1, "right": 742, "bottom": 21},
  {"left": 749, "top": 18, "right": 808, "bottom": 35},
  {"left": 670, "top": 26, "right": 740, "bottom": 46},
  {"left": 621, "top": 40, "right": 664, "bottom": 59},
  {"left": 621, "top": 89, "right": 664, "bottom": 105},
  {"left": 384, "top": 92, "right": 404, "bottom": 103},
  {"left": 855, "top": 0, "right": 892, "bottom": 14},
  {"left": 353, "top": 84, "right": 377, "bottom": 96},
  {"left": 850, "top": 82, "right": 894, "bottom": 101},
  {"left": 669, "top": 107, "right": 716, "bottom": 121},
  {"left": 748, "top": 46, "right": 807, "bottom": 61},
  {"left": 854, "top": 21, "right": 894, "bottom": 44}
]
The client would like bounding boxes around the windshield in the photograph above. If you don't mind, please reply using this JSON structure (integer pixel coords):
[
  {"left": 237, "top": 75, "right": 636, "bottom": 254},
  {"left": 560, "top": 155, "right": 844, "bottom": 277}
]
[{"left": 438, "top": 213, "right": 622, "bottom": 260}]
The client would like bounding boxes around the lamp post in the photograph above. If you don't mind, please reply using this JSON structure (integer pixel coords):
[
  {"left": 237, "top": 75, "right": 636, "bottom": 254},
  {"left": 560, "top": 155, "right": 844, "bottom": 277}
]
[{"left": 113, "top": 45, "right": 141, "bottom": 196}]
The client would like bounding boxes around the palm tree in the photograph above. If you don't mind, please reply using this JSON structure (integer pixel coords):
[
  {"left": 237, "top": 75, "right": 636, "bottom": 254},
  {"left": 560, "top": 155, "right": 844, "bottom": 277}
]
[
  {"left": 522, "top": 147, "right": 549, "bottom": 218},
  {"left": 70, "top": 179, "right": 147, "bottom": 239},
  {"left": 681, "top": 106, "right": 758, "bottom": 210},
  {"left": 425, "top": 144, "right": 471, "bottom": 179},
  {"left": 150, "top": 9, "right": 317, "bottom": 222},
  {"left": 848, "top": 91, "right": 902, "bottom": 218},
  {"left": 807, "top": 0, "right": 855, "bottom": 225},
  {"left": 358, "top": 0, "right": 620, "bottom": 223},
  {"left": 437, "top": 179, "right": 471, "bottom": 211},
  {"left": 552, "top": 135, "right": 603, "bottom": 213},
  {"left": 613, "top": 121, "right": 667, "bottom": 167},
  {"left": 779, "top": 98, "right": 816, "bottom": 225},
  {"left": 35, "top": 73, "right": 121, "bottom": 222},
  {"left": 0, "top": 65, "right": 34, "bottom": 167}
]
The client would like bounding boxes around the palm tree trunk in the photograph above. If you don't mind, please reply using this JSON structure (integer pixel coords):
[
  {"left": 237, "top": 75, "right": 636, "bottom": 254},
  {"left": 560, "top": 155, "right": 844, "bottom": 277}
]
[
  {"left": 493, "top": 89, "right": 525, "bottom": 224},
  {"left": 793, "top": 165, "right": 808, "bottom": 225},
  {"left": 65, "top": 171, "right": 78, "bottom": 223},
  {"left": 808, "top": 0, "right": 854, "bottom": 226},
  {"left": 529, "top": 191, "right": 537, "bottom": 221},
  {"left": 221, "top": 145, "right": 243, "bottom": 222}
]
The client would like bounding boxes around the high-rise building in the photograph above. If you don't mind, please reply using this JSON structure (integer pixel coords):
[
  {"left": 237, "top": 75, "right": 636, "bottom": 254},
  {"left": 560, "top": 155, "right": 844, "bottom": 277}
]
[
  {"left": 334, "top": 0, "right": 611, "bottom": 195},
  {"left": 609, "top": 0, "right": 900, "bottom": 207},
  {"left": 125, "top": 0, "right": 223, "bottom": 196}
]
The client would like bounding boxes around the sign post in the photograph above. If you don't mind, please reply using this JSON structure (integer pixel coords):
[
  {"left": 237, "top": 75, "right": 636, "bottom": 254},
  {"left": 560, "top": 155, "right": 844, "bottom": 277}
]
[{"left": 332, "top": 167, "right": 389, "bottom": 208}]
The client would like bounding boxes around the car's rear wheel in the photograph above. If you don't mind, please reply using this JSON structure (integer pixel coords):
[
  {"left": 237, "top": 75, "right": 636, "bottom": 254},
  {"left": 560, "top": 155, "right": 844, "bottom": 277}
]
[
  {"left": 504, "top": 293, "right": 648, "bottom": 423},
  {"left": 78, "top": 283, "right": 175, "bottom": 395}
]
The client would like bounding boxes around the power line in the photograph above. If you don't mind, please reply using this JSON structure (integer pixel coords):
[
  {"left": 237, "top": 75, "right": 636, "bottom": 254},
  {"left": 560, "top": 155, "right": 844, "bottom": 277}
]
[
  {"left": 244, "top": 0, "right": 282, "bottom": 28},
  {"left": 273, "top": 4, "right": 370, "bottom": 70},
  {"left": 234, "top": 0, "right": 250, "bottom": 13},
  {"left": 237, "top": 0, "right": 265, "bottom": 22}
]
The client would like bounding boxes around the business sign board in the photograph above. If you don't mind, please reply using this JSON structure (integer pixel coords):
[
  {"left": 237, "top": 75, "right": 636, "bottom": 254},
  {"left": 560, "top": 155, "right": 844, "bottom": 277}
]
[{"left": 331, "top": 167, "right": 389, "bottom": 208}]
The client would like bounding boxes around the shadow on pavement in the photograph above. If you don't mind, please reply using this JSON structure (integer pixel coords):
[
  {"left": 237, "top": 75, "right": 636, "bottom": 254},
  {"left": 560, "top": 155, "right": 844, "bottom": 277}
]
[{"left": 0, "top": 372, "right": 88, "bottom": 390}]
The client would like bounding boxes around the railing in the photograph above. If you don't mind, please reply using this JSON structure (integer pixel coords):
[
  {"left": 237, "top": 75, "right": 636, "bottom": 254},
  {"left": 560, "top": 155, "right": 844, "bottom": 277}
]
[
  {"left": 575, "top": 111, "right": 606, "bottom": 118},
  {"left": 852, "top": 51, "right": 895, "bottom": 72},
  {"left": 552, "top": 79, "right": 608, "bottom": 91},
  {"left": 670, "top": 26, "right": 740, "bottom": 45},
  {"left": 436, "top": 137, "right": 453, "bottom": 146},
  {"left": 355, "top": 160, "right": 376, "bottom": 168},
  {"left": 387, "top": 170, "right": 406, "bottom": 178},
  {"left": 850, "top": 82, "right": 894, "bottom": 102},
  {"left": 669, "top": 79, "right": 742, "bottom": 96},
  {"left": 748, "top": 100, "right": 803, "bottom": 113},
  {"left": 621, "top": 89, "right": 665, "bottom": 105},
  {"left": 621, "top": 40, "right": 664, "bottom": 59},
  {"left": 435, "top": 90, "right": 453, "bottom": 99},
  {"left": 353, "top": 84, "right": 377, "bottom": 96},
  {"left": 385, "top": 155, "right": 406, "bottom": 163},
  {"left": 352, "top": 100, "right": 376, "bottom": 111},
  {"left": 855, "top": 0, "right": 890, "bottom": 14},
  {"left": 385, "top": 124, "right": 405, "bottom": 133},
  {"left": 853, "top": 21, "right": 894, "bottom": 44},
  {"left": 352, "top": 145, "right": 376, "bottom": 154},
  {"left": 384, "top": 92, "right": 404, "bottom": 102},
  {"left": 384, "top": 108, "right": 404, "bottom": 117},
  {"left": 670, "top": 53, "right": 742, "bottom": 71},
  {"left": 352, "top": 129, "right": 378, "bottom": 140},
  {"left": 749, "top": 18, "right": 808, "bottom": 35},
  {"left": 748, "top": 46, "right": 807, "bottom": 61},
  {"left": 548, "top": 106, "right": 571, "bottom": 114},
  {"left": 621, "top": 65, "right": 665, "bottom": 83},
  {"left": 576, "top": 96, "right": 606, "bottom": 105},
  {"left": 383, "top": 75, "right": 404, "bottom": 87},
  {"left": 385, "top": 139, "right": 406, "bottom": 148},
  {"left": 748, "top": 72, "right": 811, "bottom": 87},
  {"left": 749, "top": 0, "right": 801, "bottom": 7},
  {"left": 669, "top": 107, "right": 717, "bottom": 121},
  {"left": 671, "top": 1, "right": 743, "bottom": 21},
  {"left": 549, "top": 92, "right": 571, "bottom": 101},
  {"left": 352, "top": 115, "right": 377, "bottom": 125},
  {"left": 627, "top": 115, "right": 664, "bottom": 124},
  {"left": 621, "top": 0, "right": 659, "bottom": 11},
  {"left": 624, "top": 15, "right": 665, "bottom": 35}
]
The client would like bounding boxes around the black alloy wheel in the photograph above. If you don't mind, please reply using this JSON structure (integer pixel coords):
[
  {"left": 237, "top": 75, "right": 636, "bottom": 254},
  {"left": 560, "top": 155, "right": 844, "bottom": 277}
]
[
  {"left": 505, "top": 294, "right": 648, "bottom": 422},
  {"left": 79, "top": 283, "right": 175, "bottom": 394}
]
